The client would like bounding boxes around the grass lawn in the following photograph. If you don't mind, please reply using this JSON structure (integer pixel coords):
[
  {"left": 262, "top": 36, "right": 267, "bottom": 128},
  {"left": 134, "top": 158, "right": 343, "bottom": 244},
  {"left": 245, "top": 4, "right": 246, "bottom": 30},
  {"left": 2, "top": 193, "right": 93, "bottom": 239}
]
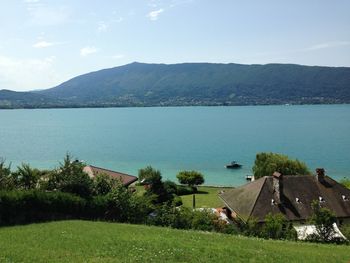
[
  {"left": 135, "top": 185, "right": 232, "bottom": 208},
  {"left": 180, "top": 186, "right": 232, "bottom": 208},
  {"left": 0, "top": 220, "right": 349, "bottom": 262}
]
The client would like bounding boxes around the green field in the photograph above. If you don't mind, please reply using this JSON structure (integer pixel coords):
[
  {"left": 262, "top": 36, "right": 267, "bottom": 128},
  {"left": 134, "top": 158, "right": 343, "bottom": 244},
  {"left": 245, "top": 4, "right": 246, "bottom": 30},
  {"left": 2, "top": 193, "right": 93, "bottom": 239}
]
[
  {"left": 135, "top": 185, "right": 231, "bottom": 208},
  {"left": 0, "top": 220, "right": 349, "bottom": 262},
  {"left": 180, "top": 186, "right": 231, "bottom": 208}
]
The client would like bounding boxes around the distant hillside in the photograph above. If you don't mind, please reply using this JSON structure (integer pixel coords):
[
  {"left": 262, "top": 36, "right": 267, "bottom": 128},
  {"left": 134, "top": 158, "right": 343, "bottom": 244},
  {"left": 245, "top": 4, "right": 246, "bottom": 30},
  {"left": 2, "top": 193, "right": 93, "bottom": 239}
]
[
  {"left": 1, "top": 62, "right": 350, "bottom": 108},
  {"left": 0, "top": 90, "right": 58, "bottom": 109}
]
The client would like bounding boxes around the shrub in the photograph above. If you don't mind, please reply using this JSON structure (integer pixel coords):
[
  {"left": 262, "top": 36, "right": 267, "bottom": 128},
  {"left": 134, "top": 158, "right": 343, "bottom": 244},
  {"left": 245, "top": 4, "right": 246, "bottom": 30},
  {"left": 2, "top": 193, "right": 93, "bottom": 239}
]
[
  {"left": 340, "top": 224, "right": 350, "bottom": 240},
  {"left": 172, "top": 196, "right": 183, "bottom": 206},
  {"left": 308, "top": 200, "right": 337, "bottom": 242},
  {"left": 138, "top": 166, "right": 176, "bottom": 204},
  {"left": 262, "top": 213, "right": 297, "bottom": 240},
  {"left": 93, "top": 173, "right": 120, "bottom": 195},
  {"left": 0, "top": 159, "right": 14, "bottom": 190},
  {"left": 176, "top": 185, "right": 194, "bottom": 195},
  {"left": 243, "top": 218, "right": 261, "bottom": 237},
  {"left": 0, "top": 190, "right": 86, "bottom": 225},
  {"left": 191, "top": 209, "right": 217, "bottom": 231},
  {"left": 148, "top": 205, "right": 224, "bottom": 233},
  {"left": 45, "top": 155, "right": 93, "bottom": 198},
  {"left": 12, "top": 163, "right": 40, "bottom": 190},
  {"left": 105, "top": 183, "right": 153, "bottom": 223}
]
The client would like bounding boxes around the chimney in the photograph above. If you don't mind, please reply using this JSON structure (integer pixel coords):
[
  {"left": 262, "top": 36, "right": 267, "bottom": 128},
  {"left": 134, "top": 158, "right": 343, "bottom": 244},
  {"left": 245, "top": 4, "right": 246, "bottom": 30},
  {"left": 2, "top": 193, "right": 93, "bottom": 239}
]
[
  {"left": 316, "top": 168, "right": 325, "bottom": 182},
  {"left": 272, "top": 172, "right": 283, "bottom": 204}
]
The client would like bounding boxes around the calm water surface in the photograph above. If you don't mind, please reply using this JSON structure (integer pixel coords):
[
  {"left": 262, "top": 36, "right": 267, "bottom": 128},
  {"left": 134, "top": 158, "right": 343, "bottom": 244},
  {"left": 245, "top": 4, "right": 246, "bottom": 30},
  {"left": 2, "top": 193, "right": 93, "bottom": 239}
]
[{"left": 0, "top": 105, "right": 349, "bottom": 186}]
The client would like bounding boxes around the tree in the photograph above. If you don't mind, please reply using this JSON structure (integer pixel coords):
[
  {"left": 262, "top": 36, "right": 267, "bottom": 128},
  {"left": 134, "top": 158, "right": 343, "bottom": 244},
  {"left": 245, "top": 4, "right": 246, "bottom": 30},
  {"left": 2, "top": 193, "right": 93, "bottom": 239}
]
[
  {"left": 252, "top": 152, "right": 310, "bottom": 179},
  {"left": 0, "top": 159, "right": 14, "bottom": 190},
  {"left": 138, "top": 166, "right": 174, "bottom": 204},
  {"left": 106, "top": 181, "right": 152, "bottom": 223},
  {"left": 308, "top": 200, "right": 337, "bottom": 242},
  {"left": 93, "top": 173, "right": 120, "bottom": 195},
  {"left": 13, "top": 163, "right": 40, "bottom": 189},
  {"left": 46, "top": 154, "right": 93, "bottom": 198},
  {"left": 176, "top": 170, "right": 204, "bottom": 192}
]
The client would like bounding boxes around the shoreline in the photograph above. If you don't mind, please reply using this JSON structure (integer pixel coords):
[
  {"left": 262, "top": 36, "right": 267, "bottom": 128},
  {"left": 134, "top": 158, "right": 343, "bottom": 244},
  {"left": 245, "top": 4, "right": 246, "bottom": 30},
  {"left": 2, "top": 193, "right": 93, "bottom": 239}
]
[{"left": 1, "top": 102, "right": 350, "bottom": 111}]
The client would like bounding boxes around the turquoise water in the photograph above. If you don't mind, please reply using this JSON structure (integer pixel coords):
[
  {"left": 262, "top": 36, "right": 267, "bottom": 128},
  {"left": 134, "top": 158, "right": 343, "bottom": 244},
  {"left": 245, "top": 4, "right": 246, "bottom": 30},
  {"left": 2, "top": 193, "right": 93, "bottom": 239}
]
[{"left": 0, "top": 105, "right": 349, "bottom": 186}]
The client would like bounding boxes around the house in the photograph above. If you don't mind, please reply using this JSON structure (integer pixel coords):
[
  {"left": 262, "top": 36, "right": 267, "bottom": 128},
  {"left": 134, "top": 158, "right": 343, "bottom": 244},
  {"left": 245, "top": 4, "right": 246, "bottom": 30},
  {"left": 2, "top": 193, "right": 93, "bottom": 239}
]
[
  {"left": 83, "top": 165, "right": 138, "bottom": 187},
  {"left": 219, "top": 168, "right": 350, "bottom": 224}
]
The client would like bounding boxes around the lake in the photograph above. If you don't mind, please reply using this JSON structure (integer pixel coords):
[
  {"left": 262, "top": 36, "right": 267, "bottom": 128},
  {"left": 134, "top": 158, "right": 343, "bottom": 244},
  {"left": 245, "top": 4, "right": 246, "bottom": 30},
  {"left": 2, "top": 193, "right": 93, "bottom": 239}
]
[{"left": 0, "top": 105, "right": 349, "bottom": 186}]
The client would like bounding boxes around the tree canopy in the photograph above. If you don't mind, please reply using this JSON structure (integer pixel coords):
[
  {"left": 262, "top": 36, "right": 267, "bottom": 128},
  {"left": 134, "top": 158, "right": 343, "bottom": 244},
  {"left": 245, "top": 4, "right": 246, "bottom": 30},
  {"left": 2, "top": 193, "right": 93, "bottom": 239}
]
[
  {"left": 138, "top": 166, "right": 175, "bottom": 204},
  {"left": 252, "top": 152, "right": 310, "bottom": 179},
  {"left": 176, "top": 170, "right": 205, "bottom": 192}
]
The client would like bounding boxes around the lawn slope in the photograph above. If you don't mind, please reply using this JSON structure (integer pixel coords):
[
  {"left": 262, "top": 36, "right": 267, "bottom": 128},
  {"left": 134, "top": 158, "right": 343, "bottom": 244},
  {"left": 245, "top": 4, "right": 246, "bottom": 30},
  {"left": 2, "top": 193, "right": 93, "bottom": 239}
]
[{"left": 0, "top": 220, "right": 349, "bottom": 262}]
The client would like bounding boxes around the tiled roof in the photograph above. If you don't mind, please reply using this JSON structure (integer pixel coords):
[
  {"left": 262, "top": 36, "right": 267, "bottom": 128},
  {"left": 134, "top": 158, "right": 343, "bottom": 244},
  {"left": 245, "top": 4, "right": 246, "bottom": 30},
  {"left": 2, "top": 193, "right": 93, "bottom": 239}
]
[
  {"left": 83, "top": 165, "right": 138, "bottom": 186},
  {"left": 219, "top": 175, "right": 350, "bottom": 222}
]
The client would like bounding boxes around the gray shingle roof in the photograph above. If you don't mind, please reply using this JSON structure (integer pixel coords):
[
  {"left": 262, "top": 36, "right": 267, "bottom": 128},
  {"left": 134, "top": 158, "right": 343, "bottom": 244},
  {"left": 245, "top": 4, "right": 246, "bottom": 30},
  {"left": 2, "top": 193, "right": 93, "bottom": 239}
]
[{"left": 219, "top": 175, "right": 350, "bottom": 222}]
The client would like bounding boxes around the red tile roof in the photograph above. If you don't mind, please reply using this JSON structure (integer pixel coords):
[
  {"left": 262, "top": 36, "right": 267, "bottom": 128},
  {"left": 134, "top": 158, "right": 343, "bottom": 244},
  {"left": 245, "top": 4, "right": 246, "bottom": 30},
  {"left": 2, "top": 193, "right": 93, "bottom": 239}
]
[{"left": 83, "top": 165, "right": 138, "bottom": 187}]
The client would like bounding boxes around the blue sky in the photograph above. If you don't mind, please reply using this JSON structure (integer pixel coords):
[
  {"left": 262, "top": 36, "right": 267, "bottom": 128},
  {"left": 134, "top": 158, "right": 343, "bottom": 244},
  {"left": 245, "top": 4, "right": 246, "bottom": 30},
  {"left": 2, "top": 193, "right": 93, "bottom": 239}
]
[{"left": 0, "top": 0, "right": 349, "bottom": 91}]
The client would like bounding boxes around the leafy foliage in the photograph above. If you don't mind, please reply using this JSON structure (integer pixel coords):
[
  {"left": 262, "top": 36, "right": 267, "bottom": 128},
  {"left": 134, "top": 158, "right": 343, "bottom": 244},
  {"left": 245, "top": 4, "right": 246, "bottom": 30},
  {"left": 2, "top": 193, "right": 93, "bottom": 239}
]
[
  {"left": 253, "top": 152, "right": 310, "bottom": 179},
  {"left": 12, "top": 163, "right": 40, "bottom": 190},
  {"left": 138, "top": 166, "right": 176, "bottom": 204},
  {"left": 340, "top": 178, "right": 350, "bottom": 189},
  {"left": 176, "top": 170, "right": 205, "bottom": 192},
  {"left": 45, "top": 154, "right": 93, "bottom": 198},
  {"left": 105, "top": 181, "right": 152, "bottom": 223},
  {"left": 147, "top": 204, "right": 230, "bottom": 233},
  {"left": 93, "top": 172, "right": 120, "bottom": 195},
  {"left": 308, "top": 200, "right": 337, "bottom": 242},
  {"left": 0, "top": 159, "right": 14, "bottom": 190},
  {"left": 0, "top": 190, "right": 86, "bottom": 225},
  {"left": 263, "top": 213, "right": 297, "bottom": 240},
  {"left": 340, "top": 224, "right": 350, "bottom": 240}
]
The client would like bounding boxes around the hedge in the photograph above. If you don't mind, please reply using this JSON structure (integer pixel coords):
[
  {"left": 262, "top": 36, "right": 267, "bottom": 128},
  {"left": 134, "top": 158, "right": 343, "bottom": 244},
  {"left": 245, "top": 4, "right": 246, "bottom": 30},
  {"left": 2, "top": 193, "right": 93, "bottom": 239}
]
[{"left": 0, "top": 190, "right": 108, "bottom": 225}]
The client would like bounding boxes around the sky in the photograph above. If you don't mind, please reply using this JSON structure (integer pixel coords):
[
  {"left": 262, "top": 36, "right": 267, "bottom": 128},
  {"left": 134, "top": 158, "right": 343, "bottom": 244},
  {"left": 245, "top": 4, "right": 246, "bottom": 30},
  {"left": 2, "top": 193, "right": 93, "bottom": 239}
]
[{"left": 0, "top": 0, "right": 350, "bottom": 91}]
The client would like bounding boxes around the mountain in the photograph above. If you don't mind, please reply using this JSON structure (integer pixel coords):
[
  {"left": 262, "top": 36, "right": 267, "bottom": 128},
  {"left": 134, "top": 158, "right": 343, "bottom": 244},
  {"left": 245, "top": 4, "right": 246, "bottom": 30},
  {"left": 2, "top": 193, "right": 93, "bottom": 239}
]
[
  {"left": 0, "top": 90, "right": 59, "bottom": 109},
  {"left": 1, "top": 62, "right": 350, "bottom": 108}
]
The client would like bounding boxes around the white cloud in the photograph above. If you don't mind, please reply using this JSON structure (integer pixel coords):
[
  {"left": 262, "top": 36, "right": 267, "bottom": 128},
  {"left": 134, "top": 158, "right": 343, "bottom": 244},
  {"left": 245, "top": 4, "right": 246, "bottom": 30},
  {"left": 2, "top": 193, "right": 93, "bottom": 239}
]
[
  {"left": 97, "top": 21, "right": 108, "bottom": 32},
  {"left": 80, "top": 46, "right": 98, "bottom": 57},
  {"left": 24, "top": 0, "right": 40, "bottom": 3},
  {"left": 307, "top": 41, "right": 350, "bottom": 51},
  {"left": 33, "top": 41, "right": 54, "bottom": 48},
  {"left": 147, "top": 9, "right": 164, "bottom": 21},
  {"left": 113, "top": 17, "right": 124, "bottom": 23},
  {"left": 0, "top": 55, "right": 60, "bottom": 91}
]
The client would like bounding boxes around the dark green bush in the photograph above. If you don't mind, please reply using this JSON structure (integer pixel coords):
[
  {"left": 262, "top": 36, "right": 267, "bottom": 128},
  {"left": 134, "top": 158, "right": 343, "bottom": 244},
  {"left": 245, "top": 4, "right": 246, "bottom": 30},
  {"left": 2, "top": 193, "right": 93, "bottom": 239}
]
[
  {"left": 147, "top": 205, "right": 229, "bottom": 233},
  {"left": 44, "top": 155, "right": 94, "bottom": 198},
  {"left": 191, "top": 209, "right": 217, "bottom": 231},
  {"left": 340, "top": 224, "right": 350, "bottom": 240},
  {"left": 0, "top": 190, "right": 86, "bottom": 225},
  {"left": 176, "top": 185, "right": 194, "bottom": 195}
]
